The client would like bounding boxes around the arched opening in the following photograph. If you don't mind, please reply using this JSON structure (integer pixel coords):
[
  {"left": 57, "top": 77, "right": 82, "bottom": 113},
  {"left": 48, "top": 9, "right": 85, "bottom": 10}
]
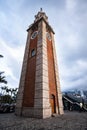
[
  {"left": 50, "top": 94, "right": 56, "bottom": 114},
  {"left": 31, "top": 49, "right": 36, "bottom": 57}
]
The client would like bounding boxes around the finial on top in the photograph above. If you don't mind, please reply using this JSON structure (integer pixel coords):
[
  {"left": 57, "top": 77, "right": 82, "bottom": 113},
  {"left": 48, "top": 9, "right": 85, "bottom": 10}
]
[
  {"left": 40, "top": 8, "right": 43, "bottom": 12},
  {"left": 34, "top": 8, "right": 48, "bottom": 23}
]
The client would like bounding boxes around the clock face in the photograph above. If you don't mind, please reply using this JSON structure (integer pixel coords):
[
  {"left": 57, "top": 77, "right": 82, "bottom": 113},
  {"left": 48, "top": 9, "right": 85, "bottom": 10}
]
[
  {"left": 31, "top": 31, "right": 38, "bottom": 39},
  {"left": 46, "top": 32, "right": 51, "bottom": 41}
]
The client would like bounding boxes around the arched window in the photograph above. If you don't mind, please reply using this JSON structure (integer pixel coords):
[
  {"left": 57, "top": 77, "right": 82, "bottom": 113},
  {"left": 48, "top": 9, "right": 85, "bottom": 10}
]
[{"left": 31, "top": 49, "right": 36, "bottom": 57}]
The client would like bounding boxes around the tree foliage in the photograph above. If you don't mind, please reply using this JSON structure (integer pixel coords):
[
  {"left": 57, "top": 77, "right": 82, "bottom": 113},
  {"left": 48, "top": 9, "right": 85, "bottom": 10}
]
[
  {"left": 0, "top": 54, "right": 7, "bottom": 84},
  {"left": 0, "top": 54, "right": 3, "bottom": 58},
  {"left": 0, "top": 72, "right": 7, "bottom": 84},
  {"left": 0, "top": 86, "right": 18, "bottom": 103},
  {"left": 0, "top": 54, "right": 18, "bottom": 103}
]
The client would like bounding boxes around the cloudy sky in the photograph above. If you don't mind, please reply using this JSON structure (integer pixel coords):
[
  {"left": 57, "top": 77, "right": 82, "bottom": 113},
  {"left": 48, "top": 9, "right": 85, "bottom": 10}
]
[{"left": 0, "top": 0, "right": 87, "bottom": 91}]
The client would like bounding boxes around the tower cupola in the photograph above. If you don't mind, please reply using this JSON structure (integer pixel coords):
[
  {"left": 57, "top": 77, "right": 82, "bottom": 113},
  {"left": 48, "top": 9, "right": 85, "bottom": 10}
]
[{"left": 34, "top": 8, "right": 48, "bottom": 23}]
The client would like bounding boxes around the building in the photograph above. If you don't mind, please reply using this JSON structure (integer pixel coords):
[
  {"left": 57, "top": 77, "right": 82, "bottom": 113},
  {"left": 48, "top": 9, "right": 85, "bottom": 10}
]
[{"left": 15, "top": 9, "right": 64, "bottom": 118}]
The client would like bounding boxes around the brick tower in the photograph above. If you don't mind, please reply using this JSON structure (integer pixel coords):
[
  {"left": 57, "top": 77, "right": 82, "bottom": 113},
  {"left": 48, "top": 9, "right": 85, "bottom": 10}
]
[{"left": 15, "top": 9, "right": 64, "bottom": 118}]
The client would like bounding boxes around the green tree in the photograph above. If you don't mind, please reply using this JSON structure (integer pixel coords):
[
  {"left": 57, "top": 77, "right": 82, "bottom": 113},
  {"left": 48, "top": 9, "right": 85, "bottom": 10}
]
[
  {"left": 1, "top": 95, "right": 12, "bottom": 103},
  {"left": 9, "top": 88, "right": 17, "bottom": 97},
  {"left": 0, "top": 55, "right": 7, "bottom": 84},
  {"left": 10, "top": 88, "right": 18, "bottom": 103},
  {"left": 0, "top": 54, "right": 3, "bottom": 58},
  {"left": 0, "top": 72, "right": 7, "bottom": 84},
  {"left": 1, "top": 86, "right": 12, "bottom": 103}
]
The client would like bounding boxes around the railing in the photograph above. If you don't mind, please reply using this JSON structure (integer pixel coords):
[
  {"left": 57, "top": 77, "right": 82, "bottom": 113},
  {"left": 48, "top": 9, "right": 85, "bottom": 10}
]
[
  {"left": 63, "top": 96, "right": 73, "bottom": 104},
  {"left": 63, "top": 95, "right": 87, "bottom": 112}
]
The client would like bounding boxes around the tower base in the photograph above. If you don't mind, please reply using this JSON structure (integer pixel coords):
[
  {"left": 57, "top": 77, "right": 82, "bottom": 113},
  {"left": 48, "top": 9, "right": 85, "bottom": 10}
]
[{"left": 15, "top": 107, "right": 51, "bottom": 119}]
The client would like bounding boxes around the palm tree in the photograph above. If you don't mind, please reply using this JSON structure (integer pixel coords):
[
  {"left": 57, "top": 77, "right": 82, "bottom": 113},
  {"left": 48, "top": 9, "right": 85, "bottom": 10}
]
[
  {"left": 0, "top": 54, "right": 7, "bottom": 84},
  {"left": 0, "top": 54, "right": 3, "bottom": 58},
  {"left": 2, "top": 86, "right": 8, "bottom": 95},
  {"left": 12, "top": 88, "right": 18, "bottom": 97},
  {"left": 0, "top": 86, "right": 9, "bottom": 103},
  {"left": 12, "top": 88, "right": 18, "bottom": 102},
  {"left": 6, "top": 88, "right": 10, "bottom": 95},
  {"left": 0, "top": 72, "right": 7, "bottom": 84},
  {"left": 11, "top": 88, "right": 13, "bottom": 97},
  {"left": 1, "top": 86, "right": 5, "bottom": 94}
]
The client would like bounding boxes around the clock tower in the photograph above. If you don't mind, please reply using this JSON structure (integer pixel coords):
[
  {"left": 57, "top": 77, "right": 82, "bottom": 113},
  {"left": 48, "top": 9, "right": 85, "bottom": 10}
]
[{"left": 15, "top": 9, "right": 64, "bottom": 118}]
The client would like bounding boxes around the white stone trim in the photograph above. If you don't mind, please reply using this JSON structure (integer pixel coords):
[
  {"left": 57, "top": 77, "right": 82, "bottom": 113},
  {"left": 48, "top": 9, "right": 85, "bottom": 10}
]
[
  {"left": 34, "top": 20, "right": 51, "bottom": 118},
  {"left": 15, "top": 30, "right": 31, "bottom": 115},
  {"left": 51, "top": 32, "right": 64, "bottom": 114}
]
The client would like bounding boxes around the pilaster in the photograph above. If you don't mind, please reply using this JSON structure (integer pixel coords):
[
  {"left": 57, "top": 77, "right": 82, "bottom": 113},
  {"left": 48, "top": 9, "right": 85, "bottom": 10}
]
[
  {"left": 51, "top": 32, "right": 64, "bottom": 114},
  {"left": 34, "top": 20, "right": 51, "bottom": 118},
  {"left": 15, "top": 30, "right": 31, "bottom": 115}
]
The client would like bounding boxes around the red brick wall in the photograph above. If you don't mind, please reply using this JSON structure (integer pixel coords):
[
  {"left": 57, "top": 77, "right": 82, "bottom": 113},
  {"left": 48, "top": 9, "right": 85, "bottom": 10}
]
[
  {"left": 47, "top": 36, "right": 58, "bottom": 109},
  {"left": 22, "top": 32, "right": 37, "bottom": 107}
]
